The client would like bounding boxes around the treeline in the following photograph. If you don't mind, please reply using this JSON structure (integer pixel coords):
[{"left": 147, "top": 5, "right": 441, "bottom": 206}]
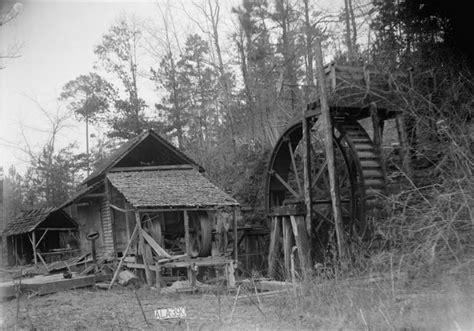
[{"left": 3, "top": 0, "right": 472, "bottom": 222}]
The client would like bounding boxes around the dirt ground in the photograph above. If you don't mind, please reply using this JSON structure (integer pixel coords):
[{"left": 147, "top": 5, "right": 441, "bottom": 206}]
[
  {"left": 0, "top": 259, "right": 473, "bottom": 330},
  {"left": 0, "top": 284, "right": 297, "bottom": 330}
]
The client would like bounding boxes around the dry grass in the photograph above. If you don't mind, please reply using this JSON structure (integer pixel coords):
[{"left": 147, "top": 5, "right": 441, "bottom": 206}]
[{"left": 2, "top": 264, "right": 470, "bottom": 331}]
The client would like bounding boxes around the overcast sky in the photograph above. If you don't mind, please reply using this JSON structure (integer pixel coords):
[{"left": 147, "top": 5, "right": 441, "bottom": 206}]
[{"left": 0, "top": 0, "right": 339, "bottom": 175}]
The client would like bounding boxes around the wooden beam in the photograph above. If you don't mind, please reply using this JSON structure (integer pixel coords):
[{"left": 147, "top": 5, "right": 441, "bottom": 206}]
[
  {"left": 32, "top": 231, "right": 37, "bottom": 266},
  {"left": 35, "top": 229, "right": 49, "bottom": 248},
  {"left": 36, "top": 252, "right": 49, "bottom": 270},
  {"left": 124, "top": 200, "right": 131, "bottom": 241},
  {"left": 287, "top": 140, "right": 302, "bottom": 194},
  {"left": 302, "top": 108, "right": 313, "bottom": 236},
  {"left": 290, "top": 215, "right": 312, "bottom": 279},
  {"left": 35, "top": 228, "right": 77, "bottom": 231},
  {"left": 272, "top": 171, "right": 300, "bottom": 199},
  {"left": 267, "top": 216, "right": 282, "bottom": 278},
  {"left": 109, "top": 203, "right": 134, "bottom": 213},
  {"left": 282, "top": 217, "right": 294, "bottom": 280},
  {"left": 82, "top": 193, "right": 107, "bottom": 199},
  {"left": 141, "top": 229, "right": 171, "bottom": 258},
  {"left": 131, "top": 207, "right": 226, "bottom": 212},
  {"left": 233, "top": 209, "right": 238, "bottom": 261},
  {"left": 311, "top": 161, "right": 328, "bottom": 188},
  {"left": 135, "top": 211, "right": 152, "bottom": 286},
  {"left": 226, "top": 261, "right": 236, "bottom": 288},
  {"left": 108, "top": 224, "right": 139, "bottom": 289},
  {"left": 109, "top": 164, "right": 194, "bottom": 172},
  {"left": 155, "top": 262, "right": 163, "bottom": 288},
  {"left": 19, "top": 274, "right": 107, "bottom": 296},
  {"left": 370, "top": 102, "right": 382, "bottom": 149},
  {"left": 184, "top": 210, "right": 190, "bottom": 257},
  {"left": 27, "top": 233, "right": 34, "bottom": 247},
  {"left": 315, "top": 37, "right": 347, "bottom": 264}
]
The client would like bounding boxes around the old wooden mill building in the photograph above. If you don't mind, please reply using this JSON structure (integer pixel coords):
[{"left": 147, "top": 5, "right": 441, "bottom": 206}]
[{"left": 3, "top": 129, "right": 243, "bottom": 286}]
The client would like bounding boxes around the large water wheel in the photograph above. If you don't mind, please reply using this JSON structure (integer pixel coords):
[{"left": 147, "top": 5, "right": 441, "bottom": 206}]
[{"left": 266, "top": 108, "right": 386, "bottom": 265}]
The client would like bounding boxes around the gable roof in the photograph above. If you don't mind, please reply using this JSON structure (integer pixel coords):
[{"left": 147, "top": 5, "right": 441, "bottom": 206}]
[
  {"left": 83, "top": 129, "right": 203, "bottom": 185},
  {"left": 3, "top": 207, "right": 78, "bottom": 236},
  {"left": 107, "top": 168, "right": 239, "bottom": 209}
]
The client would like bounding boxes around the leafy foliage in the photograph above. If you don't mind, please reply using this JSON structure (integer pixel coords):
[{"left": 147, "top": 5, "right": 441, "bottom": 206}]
[
  {"left": 94, "top": 18, "right": 151, "bottom": 139},
  {"left": 22, "top": 144, "right": 87, "bottom": 207},
  {"left": 60, "top": 73, "right": 116, "bottom": 123}
]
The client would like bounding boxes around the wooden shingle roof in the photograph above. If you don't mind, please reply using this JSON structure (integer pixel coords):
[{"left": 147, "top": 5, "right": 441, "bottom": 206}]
[
  {"left": 107, "top": 168, "right": 239, "bottom": 208},
  {"left": 2, "top": 207, "right": 78, "bottom": 236}
]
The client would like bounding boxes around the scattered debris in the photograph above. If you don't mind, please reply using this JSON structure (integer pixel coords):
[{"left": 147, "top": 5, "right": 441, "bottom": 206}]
[{"left": 118, "top": 270, "right": 139, "bottom": 287}]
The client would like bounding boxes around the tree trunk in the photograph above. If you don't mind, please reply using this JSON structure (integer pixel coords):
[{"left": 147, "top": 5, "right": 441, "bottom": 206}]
[
  {"left": 207, "top": 0, "right": 237, "bottom": 154},
  {"left": 348, "top": 0, "right": 357, "bottom": 53},
  {"left": 303, "top": 0, "right": 314, "bottom": 93},
  {"left": 344, "top": 0, "right": 354, "bottom": 62}
]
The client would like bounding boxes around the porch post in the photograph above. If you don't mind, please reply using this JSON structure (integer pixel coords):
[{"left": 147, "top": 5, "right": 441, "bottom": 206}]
[
  {"left": 124, "top": 198, "right": 131, "bottom": 240},
  {"left": 135, "top": 210, "right": 152, "bottom": 285},
  {"left": 183, "top": 210, "right": 190, "bottom": 256},
  {"left": 233, "top": 208, "right": 238, "bottom": 261},
  {"left": 32, "top": 231, "right": 37, "bottom": 265}
]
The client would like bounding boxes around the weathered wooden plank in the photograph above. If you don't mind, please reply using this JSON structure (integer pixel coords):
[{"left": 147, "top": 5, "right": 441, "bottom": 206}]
[
  {"left": 267, "top": 216, "right": 282, "bottom": 279},
  {"left": 25, "top": 275, "right": 107, "bottom": 296},
  {"left": 302, "top": 107, "right": 313, "bottom": 235},
  {"left": 282, "top": 217, "right": 294, "bottom": 280},
  {"left": 315, "top": 38, "right": 347, "bottom": 264},
  {"left": 135, "top": 212, "right": 152, "bottom": 286},
  {"left": 0, "top": 274, "right": 108, "bottom": 298},
  {"left": 141, "top": 229, "right": 171, "bottom": 258},
  {"left": 32, "top": 231, "right": 37, "bottom": 265},
  {"left": 184, "top": 210, "right": 190, "bottom": 257},
  {"left": 35, "top": 228, "right": 77, "bottom": 231},
  {"left": 109, "top": 164, "right": 194, "bottom": 172},
  {"left": 290, "top": 215, "right": 312, "bottom": 279},
  {"left": 233, "top": 209, "right": 238, "bottom": 261},
  {"left": 272, "top": 171, "right": 300, "bottom": 199}
]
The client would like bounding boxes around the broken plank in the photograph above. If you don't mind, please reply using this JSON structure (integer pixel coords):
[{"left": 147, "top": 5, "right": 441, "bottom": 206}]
[{"left": 141, "top": 229, "right": 171, "bottom": 258}]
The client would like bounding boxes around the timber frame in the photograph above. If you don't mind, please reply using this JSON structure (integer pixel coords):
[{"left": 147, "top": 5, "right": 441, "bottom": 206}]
[{"left": 2, "top": 208, "right": 80, "bottom": 267}]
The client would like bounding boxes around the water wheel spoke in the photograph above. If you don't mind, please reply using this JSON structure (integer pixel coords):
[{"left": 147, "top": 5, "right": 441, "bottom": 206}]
[
  {"left": 341, "top": 204, "right": 351, "bottom": 216},
  {"left": 288, "top": 140, "right": 302, "bottom": 194},
  {"left": 313, "top": 210, "right": 334, "bottom": 226},
  {"left": 311, "top": 160, "right": 328, "bottom": 188},
  {"left": 273, "top": 171, "right": 300, "bottom": 199},
  {"left": 338, "top": 170, "right": 349, "bottom": 186}
]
